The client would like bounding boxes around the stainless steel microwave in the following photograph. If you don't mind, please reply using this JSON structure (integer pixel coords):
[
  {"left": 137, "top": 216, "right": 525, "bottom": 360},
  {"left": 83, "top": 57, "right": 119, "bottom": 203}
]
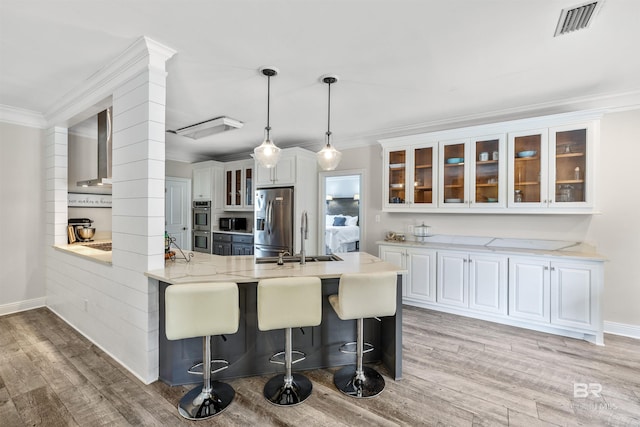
[{"left": 219, "top": 217, "right": 247, "bottom": 231}]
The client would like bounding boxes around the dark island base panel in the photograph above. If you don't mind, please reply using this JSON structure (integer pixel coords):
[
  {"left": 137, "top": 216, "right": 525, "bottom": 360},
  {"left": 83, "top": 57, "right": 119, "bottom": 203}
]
[{"left": 158, "top": 277, "right": 403, "bottom": 386}]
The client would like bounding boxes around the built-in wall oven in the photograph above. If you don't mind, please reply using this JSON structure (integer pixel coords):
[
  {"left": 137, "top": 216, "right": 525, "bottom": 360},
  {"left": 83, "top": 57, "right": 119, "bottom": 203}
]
[
  {"left": 193, "top": 230, "right": 212, "bottom": 254},
  {"left": 192, "top": 201, "right": 212, "bottom": 253}
]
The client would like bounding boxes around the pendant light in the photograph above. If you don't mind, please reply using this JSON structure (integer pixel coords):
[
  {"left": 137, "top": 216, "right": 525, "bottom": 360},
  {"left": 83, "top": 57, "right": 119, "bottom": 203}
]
[
  {"left": 317, "top": 74, "right": 342, "bottom": 171},
  {"left": 254, "top": 67, "right": 281, "bottom": 168}
]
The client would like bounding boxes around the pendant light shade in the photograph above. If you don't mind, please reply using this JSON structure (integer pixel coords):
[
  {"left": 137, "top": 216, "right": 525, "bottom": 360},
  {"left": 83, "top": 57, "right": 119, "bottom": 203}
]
[
  {"left": 254, "top": 67, "right": 281, "bottom": 168},
  {"left": 317, "top": 75, "right": 342, "bottom": 171}
]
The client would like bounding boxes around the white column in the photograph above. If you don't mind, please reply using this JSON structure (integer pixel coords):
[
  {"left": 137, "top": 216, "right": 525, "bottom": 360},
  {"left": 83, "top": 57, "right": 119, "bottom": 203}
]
[{"left": 44, "top": 127, "right": 68, "bottom": 246}]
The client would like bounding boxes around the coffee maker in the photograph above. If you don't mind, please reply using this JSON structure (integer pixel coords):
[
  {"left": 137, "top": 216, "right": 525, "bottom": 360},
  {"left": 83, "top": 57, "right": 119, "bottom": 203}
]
[{"left": 68, "top": 218, "right": 95, "bottom": 242}]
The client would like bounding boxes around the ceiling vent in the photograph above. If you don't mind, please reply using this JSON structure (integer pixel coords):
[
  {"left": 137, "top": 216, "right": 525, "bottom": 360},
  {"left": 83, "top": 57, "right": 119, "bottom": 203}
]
[
  {"left": 554, "top": 1, "right": 603, "bottom": 36},
  {"left": 168, "top": 116, "right": 243, "bottom": 139}
]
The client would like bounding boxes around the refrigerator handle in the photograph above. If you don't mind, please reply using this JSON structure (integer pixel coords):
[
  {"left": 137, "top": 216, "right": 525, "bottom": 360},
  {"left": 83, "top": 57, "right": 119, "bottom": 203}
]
[{"left": 266, "top": 199, "right": 273, "bottom": 235}]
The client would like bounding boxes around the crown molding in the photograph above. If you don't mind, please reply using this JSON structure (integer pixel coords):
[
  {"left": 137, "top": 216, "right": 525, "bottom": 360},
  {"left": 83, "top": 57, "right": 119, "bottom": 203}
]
[
  {"left": 334, "top": 88, "right": 640, "bottom": 150},
  {"left": 0, "top": 104, "right": 47, "bottom": 128},
  {"left": 45, "top": 36, "right": 176, "bottom": 128}
]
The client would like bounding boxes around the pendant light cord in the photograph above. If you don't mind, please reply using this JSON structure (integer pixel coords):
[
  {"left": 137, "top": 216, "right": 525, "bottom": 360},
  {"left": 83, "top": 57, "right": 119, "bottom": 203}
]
[
  {"left": 326, "top": 80, "right": 332, "bottom": 143},
  {"left": 266, "top": 74, "right": 271, "bottom": 138}
]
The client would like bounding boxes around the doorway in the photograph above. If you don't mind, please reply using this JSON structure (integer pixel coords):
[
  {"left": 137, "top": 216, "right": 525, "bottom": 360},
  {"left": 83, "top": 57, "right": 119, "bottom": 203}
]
[
  {"left": 319, "top": 170, "right": 364, "bottom": 255},
  {"left": 165, "top": 177, "right": 191, "bottom": 251}
]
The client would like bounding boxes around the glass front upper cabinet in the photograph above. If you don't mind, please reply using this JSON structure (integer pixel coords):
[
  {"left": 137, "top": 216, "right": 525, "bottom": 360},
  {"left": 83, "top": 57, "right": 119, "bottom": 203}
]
[
  {"left": 412, "top": 145, "right": 436, "bottom": 206},
  {"left": 550, "top": 126, "right": 588, "bottom": 205},
  {"left": 387, "top": 149, "right": 408, "bottom": 205},
  {"left": 508, "top": 129, "right": 548, "bottom": 207},
  {"left": 471, "top": 135, "right": 505, "bottom": 207},
  {"left": 440, "top": 140, "right": 467, "bottom": 206}
]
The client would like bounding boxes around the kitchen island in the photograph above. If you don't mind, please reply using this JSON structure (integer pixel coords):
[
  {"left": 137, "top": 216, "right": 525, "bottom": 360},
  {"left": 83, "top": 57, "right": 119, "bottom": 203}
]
[{"left": 145, "top": 252, "right": 405, "bottom": 386}]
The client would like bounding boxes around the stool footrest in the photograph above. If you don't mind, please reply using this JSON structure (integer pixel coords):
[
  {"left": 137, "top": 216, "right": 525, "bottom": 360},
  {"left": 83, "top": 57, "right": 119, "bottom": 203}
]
[
  {"left": 187, "top": 359, "right": 229, "bottom": 376},
  {"left": 339, "top": 341, "right": 374, "bottom": 355},
  {"left": 269, "top": 350, "right": 306, "bottom": 365}
]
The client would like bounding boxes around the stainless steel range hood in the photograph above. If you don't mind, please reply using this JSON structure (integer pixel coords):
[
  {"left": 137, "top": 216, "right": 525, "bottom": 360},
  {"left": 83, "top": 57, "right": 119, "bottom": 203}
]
[{"left": 77, "top": 108, "right": 112, "bottom": 187}]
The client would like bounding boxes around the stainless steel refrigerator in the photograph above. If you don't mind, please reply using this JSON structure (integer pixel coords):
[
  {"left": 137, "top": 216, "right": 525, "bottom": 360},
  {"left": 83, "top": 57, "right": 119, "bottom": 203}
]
[{"left": 254, "top": 187, "right": 294, "bottom": 257}]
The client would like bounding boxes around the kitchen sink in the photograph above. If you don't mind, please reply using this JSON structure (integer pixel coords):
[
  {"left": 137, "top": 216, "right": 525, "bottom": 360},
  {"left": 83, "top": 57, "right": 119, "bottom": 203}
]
[{"left": 255, "top": 254, "right": 343, "bottom": 264}]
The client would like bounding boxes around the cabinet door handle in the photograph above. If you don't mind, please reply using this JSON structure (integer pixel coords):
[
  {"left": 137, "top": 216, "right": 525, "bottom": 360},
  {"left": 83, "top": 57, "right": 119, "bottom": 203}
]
[
  {"left": 551, "top": 267, "right": 555, "bottom": 271},
  {"left": 544, "top": 266, "right": 549, "bottom": 270}
]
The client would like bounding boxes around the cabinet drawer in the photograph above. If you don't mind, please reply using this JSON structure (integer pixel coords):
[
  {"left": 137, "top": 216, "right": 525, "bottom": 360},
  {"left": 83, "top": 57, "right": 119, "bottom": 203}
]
[
  {"left": 232, "top": 234, "right": 254, "bottom": 244},
  {"left": 213, "top": 233, "right": 232, "bottom": 243}
]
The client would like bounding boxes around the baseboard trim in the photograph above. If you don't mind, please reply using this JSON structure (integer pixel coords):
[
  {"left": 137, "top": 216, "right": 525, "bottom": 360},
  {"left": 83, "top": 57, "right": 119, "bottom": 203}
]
[
  {"left": 0, "top": 297, "right": 47, "bottom": 316},
  {"left": 604, "top": 321, "right": 640, "bottom": 340},
  {"left": 46, "top": 306, "right": 157, "bottom": 385}
]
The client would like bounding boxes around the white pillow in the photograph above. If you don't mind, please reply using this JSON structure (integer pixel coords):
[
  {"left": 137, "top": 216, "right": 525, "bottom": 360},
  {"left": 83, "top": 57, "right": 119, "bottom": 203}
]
[
  {"left": 346, "top": 216, "right": 358, "bottom": 226},
  {"left": 326, "top": 215, "right": 337, "bottom": 227}
]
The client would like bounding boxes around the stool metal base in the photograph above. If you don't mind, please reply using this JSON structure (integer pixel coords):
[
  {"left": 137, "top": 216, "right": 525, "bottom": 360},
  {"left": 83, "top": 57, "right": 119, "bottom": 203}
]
[
  {"left": 177, "top": 381, "right": 235, "bottom": 420},
  {"left": 334, "top": 365, "right": 385, "bottom": 398},
  {"left": 263, "top": 373, "right": 313, "bottom": 406}
]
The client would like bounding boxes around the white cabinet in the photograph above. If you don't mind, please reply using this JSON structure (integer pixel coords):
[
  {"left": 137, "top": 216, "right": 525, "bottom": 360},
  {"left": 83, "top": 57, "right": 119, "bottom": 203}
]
[
  {"left": 438, "top": 135, "right": 508, "bottom": 209},
  {"left": 507, "top": 121, "right": 596, "bottom": 210},
  {"left": 383, "top": 142, "right": 438, "bottom": 210},
  {"left": 406, "top": 248, "right": 437, "bottom": 303},
  {"left": 379, "top": 111, "right": 600, "bottom": 214},
  {"left": 437, "top": 251, "right": 507, "bottom": 314},
  {"left": 548, "top": 122, "right": 595, "bottom": 209},
  {"left": 192, "top": 166, "right": 212, "bottom": 200},
  {"left": 192, "top": 161, "right": 224, "bottom": 212},
  {"left": 550, "top": 261, "right": 600, "bottom": 330},
  {"left": 437, "top": 251, "right": 468, "bottom": 307},
  {"left": 255, "top": 155, "right": 295, "bottom": 187},
  {"left": 509, "top": 257, "right": 601, "bottom": 334},
  {"left": 380, "top": 242, "right": 602, "bottom": 344},
  {"left": 469, "top": 253, "right": 508, "bottom": 315},
  {"left": 508, "top": 257, "right": 550, "bottom": 322},
  {"left": 224, "top": 159, "right": 253, "bottom": 211},
  {"left": 379, "top": 245, "right": 436, "bottom": 303}
]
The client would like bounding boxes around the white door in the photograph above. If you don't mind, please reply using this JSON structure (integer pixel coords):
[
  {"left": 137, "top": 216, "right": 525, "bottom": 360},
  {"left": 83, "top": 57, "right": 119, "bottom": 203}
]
[
  {"left": 469, "top": 253, "right": 508, "bottom": 315},
  {"left": 550, "top": 261, "right": 598, "bottom": 330},
  {"left": 508, "top": 257, "right": 550, "bottom": 323},
  {"left": 406, "top": 248, "right": 436, "bottom": 302},
  {"left": 437, "top": 251, "right": 469, "bottom": 307},
  {"left": 165, "top": 177, "right": 191, "bottom": 250}
]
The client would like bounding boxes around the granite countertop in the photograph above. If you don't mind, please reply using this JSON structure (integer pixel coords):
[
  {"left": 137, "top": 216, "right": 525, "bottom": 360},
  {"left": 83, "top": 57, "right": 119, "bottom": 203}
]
[
  {"left": 377, "top": 235, "right": 606, "bottom": 261},
  {"left": 53, "top": 240, "right": 113, "bottom": 264},
  {"left": 145, "top": 251, "right": 406, "bottom": 285}
]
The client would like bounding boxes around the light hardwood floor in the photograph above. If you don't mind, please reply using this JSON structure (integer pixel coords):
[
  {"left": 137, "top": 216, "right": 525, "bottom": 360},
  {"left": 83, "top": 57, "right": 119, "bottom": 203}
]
[{"left": 1, "top": 306, "right": 638, "bottom": 426}]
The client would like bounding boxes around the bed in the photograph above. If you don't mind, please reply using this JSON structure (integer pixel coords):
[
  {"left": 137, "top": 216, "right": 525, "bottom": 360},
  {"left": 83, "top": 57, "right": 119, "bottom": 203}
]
[{"left": 325, "top": 215, "right": 360, "bottom": 253}]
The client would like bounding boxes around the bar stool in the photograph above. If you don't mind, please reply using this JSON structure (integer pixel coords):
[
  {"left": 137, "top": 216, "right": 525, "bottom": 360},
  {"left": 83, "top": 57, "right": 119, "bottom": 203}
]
[
  {"left": 329, "top": 271, "right": 397, "bottom": 398},
  {"left": 257, "top": 276, "right": 322, "bottom": 406},
  {"left": 165, "top": 282, "right": 239, "bottom": 420}
]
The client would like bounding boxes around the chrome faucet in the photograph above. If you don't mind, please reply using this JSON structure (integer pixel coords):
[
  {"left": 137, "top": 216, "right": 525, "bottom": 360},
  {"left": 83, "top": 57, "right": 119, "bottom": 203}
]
[
  {"left": 277, "top": 251, "right": 291, "bottom": 266},
  {"left": 300, "top": 210, "right": 308, "bottom": 265}
]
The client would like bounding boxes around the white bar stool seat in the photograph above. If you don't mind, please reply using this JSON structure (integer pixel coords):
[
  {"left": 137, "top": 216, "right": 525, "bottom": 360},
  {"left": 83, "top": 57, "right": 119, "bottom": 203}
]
[
  {"left": 165, "top": 282, "right": 239, "bottom": 420},
  {"left": 328, "top": 271, "right": 397, "bottom": 398},
  {"left": 258, "top": 276, "right": 322, "bottom": 406}
]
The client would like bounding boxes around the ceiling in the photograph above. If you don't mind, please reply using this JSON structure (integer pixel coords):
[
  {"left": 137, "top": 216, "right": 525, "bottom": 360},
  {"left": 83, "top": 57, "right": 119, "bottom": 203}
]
[{"left": 2, "top": 0, "right": 640, "bottom": 163}]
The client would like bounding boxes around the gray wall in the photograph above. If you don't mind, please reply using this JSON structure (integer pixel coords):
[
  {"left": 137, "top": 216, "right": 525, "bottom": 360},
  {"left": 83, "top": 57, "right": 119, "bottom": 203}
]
[{"left": 0, "top": 122, "right": 45, "bottom": 311}]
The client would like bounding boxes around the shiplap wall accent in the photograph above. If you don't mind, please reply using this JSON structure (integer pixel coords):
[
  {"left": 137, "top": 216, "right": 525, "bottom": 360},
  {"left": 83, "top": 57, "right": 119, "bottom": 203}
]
[{"left": 43, "top": 37, "right": 175, "bottom": 384}]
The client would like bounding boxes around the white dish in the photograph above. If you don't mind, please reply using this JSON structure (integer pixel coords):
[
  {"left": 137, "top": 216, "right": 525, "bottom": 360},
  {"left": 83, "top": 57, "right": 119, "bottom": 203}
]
[
  {"left": 389, "top": 163, "right": 406, "bottom": 169},
  {"left": 390, "top": 183, "right": 403, "bottom": 188},
  {"left": 445, "top": 198, "right": 463, "bottom": 203}
]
